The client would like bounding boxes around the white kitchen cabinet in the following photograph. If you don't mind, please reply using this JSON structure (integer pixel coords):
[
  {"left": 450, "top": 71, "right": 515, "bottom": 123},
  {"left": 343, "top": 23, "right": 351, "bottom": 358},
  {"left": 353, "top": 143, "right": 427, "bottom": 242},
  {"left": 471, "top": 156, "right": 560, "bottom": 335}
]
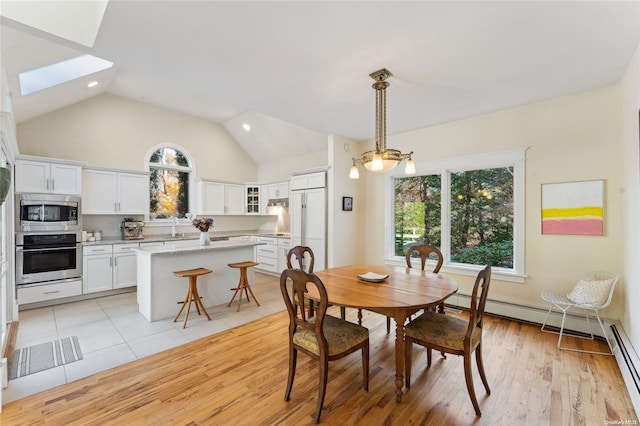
[
  {"left": 84, "top": 243, "right": 140, "bottom": 293},
  {"left": 277, "top": 238, "right": 291, "bottom": 273},
  {"left": 260, "top": 181, "right": 289, "bottom": 214},
  {"left": 226, "top": 184, "right": 245, "bottom": 214},
  {"left": 82, "top": 168, "right": 149, "bottom": 215},
  {"left": 82, "top": 245, "right": 113, "bottom": 294},
  {"left": 197, "top": 180, "right": 245, "bottom": 215},
  {"left": 113, "top": 243, "right": 139, "bottom": 289},
  {"left": 198, "top": 180, "right": 225, "bottom": 214},
  {"left": 17, "top": 279, "right": 82, "bottom": 305},
  {"left": 15, "top": 158, "right": 82, "bottom": 195},
  {"left": 255, "top": 236, "right": 278, "bottom": 273},
  {"left": 246, "top": 185, "right": 260, "bottom": 214},
  {"left": 290, "top": 172, "right": 325, "bottom": 191}
]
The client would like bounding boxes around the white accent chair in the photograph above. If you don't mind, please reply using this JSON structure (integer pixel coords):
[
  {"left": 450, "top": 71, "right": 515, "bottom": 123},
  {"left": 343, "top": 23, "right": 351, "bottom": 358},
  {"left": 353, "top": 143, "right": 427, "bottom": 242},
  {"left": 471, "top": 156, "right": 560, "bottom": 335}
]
[{"left": 541, "top": 271, "right": 618, "bottom": 355}]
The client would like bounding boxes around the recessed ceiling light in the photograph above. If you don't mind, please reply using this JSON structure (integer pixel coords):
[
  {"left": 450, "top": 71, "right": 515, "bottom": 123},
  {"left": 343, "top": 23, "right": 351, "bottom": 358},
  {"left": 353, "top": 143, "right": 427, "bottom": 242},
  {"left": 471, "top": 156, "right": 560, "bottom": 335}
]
[
  {"left": 87, "top": 81, "right": 99, "bottom": 88},
  {"left": 242, "top": 123, "right": 251, "bottom": 132}
]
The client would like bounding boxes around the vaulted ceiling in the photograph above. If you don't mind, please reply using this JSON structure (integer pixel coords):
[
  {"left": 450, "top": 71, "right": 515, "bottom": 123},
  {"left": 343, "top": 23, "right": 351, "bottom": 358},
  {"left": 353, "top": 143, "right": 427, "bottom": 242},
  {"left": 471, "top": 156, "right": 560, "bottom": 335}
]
[{"left": 2, "top": 1, "right": 639, "bottom": 164}]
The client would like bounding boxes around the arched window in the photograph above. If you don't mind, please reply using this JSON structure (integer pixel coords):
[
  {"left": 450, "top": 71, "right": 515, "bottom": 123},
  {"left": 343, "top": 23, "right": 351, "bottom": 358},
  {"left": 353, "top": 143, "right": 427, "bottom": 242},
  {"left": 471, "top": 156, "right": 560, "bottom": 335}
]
[{"left": 148, "top": 146, "right": 191, "bottom": 219}]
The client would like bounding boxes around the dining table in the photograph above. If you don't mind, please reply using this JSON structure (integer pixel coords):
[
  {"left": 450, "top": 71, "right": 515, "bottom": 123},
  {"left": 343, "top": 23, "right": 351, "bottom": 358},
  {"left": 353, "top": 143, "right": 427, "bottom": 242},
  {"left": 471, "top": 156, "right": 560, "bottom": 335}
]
[{"left": 311, "top": 264, "right": 459, "bottom": 403}]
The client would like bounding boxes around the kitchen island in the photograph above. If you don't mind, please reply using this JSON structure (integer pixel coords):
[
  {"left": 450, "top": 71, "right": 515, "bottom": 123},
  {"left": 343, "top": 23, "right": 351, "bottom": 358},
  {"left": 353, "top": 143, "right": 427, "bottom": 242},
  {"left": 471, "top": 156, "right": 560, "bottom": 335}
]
[{"left": 133, "top": 239, "right": 264, "bottom": 321}]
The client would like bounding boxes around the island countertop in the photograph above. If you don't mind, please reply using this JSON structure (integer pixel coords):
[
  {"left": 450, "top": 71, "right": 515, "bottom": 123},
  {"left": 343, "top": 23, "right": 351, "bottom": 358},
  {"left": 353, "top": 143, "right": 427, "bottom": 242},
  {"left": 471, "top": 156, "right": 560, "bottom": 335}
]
[{"left": 132, "top": 239, "right": 264, "bottom": 256}]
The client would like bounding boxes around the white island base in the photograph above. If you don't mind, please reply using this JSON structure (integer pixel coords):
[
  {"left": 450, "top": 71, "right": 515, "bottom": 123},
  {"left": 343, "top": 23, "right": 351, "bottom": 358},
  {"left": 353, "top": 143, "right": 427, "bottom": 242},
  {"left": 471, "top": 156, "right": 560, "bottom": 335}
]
[{"left": 133, "top": 240, "right": 263, "bottom": 321}]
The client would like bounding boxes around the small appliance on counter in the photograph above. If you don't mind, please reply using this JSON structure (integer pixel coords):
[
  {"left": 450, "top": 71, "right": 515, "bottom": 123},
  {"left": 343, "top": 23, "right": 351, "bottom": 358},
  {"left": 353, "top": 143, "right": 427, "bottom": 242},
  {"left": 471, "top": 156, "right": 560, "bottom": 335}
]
[{"left": 121, "top": 218, "right": 144, "bottom": 240}]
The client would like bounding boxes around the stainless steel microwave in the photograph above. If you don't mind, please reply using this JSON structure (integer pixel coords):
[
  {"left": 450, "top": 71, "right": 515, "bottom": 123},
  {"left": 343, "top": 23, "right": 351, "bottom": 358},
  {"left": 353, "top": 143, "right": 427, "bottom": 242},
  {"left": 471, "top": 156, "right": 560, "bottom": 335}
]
[{"left": 16, "top": 193, "right": 81, "bottom": 232}]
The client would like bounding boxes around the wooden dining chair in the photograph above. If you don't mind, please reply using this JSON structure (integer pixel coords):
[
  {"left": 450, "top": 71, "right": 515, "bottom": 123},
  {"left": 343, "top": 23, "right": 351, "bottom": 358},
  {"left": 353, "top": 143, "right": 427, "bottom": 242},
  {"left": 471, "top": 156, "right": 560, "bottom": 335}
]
[
  {"left": 286, "top": 245, "right": 315, "bottom": 273},
  {"left": 280, "top": 269, "right": 369, "bottom": 423},
  {"left": 404, "top": 265, "right": 492, "bottom": 416},
  {"left": 287, "top": 246, "right": 345, "bottom": 320},
  {"left": 384, "top": 244, "right": 445, "bottom": 333}
]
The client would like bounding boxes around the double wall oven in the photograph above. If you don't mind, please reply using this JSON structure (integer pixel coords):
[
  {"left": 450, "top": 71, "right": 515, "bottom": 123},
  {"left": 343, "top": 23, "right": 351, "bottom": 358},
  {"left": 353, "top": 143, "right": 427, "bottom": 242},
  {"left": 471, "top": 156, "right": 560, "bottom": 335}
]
[{"left": 15, "top": 194, "right": 82, "bottom": 288}]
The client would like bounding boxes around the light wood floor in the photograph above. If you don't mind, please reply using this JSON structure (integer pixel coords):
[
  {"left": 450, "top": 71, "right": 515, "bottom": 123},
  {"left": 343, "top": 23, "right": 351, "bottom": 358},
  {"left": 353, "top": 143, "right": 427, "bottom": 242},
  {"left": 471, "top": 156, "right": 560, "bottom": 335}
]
[{"left": 1, "top": 294, "right": 637, "bottom": 425}]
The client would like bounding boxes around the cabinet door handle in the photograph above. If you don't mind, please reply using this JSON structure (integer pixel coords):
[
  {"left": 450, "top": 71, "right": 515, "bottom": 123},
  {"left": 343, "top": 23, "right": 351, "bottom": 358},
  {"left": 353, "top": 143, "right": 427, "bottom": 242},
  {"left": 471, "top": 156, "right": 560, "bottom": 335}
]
[
  {"left": 46, "top": 179, "right": 49, "bottom": 191},
  {"left": 43, "top": 290, "right": 60, "bottom": 295}
]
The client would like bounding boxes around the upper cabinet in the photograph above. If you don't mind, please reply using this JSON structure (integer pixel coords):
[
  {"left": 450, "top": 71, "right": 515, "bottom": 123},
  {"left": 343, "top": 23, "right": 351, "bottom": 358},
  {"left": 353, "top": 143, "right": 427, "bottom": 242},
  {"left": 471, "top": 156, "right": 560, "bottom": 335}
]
[
  {"left": 82, "top": 168, "right": 149, "bottom": 215},
  {"left": 15, "top": 157, "right": 83, "bottom": 195},
  {"left": 260, "top": 180, "right": 289, "bottom": 214},
  {"left": 290, "top": 172, "right": 325, "bottom": 190},
  {"left": 246, "top": 185, "right": 260, "bottom": 214},
  {"left": 197, "top": 180, "right": 244, "bottom": 215}
]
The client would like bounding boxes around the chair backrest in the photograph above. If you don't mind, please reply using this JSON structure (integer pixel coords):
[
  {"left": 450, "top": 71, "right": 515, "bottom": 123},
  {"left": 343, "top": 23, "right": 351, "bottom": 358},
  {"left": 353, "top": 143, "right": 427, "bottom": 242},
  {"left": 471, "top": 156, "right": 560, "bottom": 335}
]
[
  {"left": 466, "top": 265, "right": 492, "bottom": 342},
  {"left": 569, "top": 271, "right": 619, "bottom": 309},
  {"left": 287, "top": 246, "right": 315, "bottom": 273},
  {"left": 405, "top": 244, "right": 444, "bottom": 273},
  {"left": 280, "top": 268, "right": 328, "bottom": 350}
]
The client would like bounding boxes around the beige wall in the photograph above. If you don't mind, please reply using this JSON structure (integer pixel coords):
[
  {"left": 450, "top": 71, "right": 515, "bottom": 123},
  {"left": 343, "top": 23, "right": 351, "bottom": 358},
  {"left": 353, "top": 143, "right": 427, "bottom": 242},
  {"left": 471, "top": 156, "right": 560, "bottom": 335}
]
[
  {"left": 327, "top": 134, "right": 361, "bottom": 268},
  {"left": 351, "top": 85, "right": 624, "bottom": 319},
  {"left": 257, "top": 149, "right": 327, "bottom": 182},
  {"left": 16, "top": 94, "right": 258, "bottom": 182},
  {"left": 621, "top": 42, "right": 640, "bottom": 349}
]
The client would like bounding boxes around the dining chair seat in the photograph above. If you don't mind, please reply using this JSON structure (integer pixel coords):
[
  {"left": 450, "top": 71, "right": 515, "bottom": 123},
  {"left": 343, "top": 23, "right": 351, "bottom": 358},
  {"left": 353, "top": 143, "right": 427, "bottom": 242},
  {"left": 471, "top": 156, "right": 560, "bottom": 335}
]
[
  {"left": 293, "top": 314, "right": 369, "bottom": 356},
  {"left": 405, "top": 311, "right": 482, "bottom": 353}
]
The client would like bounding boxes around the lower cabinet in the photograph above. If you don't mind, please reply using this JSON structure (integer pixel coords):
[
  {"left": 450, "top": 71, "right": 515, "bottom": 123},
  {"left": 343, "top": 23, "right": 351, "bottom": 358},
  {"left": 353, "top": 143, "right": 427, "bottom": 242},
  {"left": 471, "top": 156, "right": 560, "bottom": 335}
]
[
  {"left": 277, "top": 238, "right": 291, "bottom": 273},
  {"left": 255, "top": 236, "right": 291, "bottom": 275},
  {"left": 17, "top": 279, "right": 82, "bottom": 305},
  {"left": 83, "top": 243, "right": 139, "bottom": 294},
  {"left": 255, "top": 237, "right": 278, "bottom": 273},
  {"left": 113, "top": 243, "right": 139, "bottom": 289}
]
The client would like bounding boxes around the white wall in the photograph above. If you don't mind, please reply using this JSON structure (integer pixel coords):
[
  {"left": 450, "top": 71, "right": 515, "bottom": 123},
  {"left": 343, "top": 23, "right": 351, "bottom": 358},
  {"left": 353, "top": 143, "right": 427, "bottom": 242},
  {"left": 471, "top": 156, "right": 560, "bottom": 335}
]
[
  {"left": 16, "top": 94, "right": 258, "bottom": 182},
  {"left": 621, "top": 42, "right": 640, "bottom": 350},
  {"left": 352, "top": 85, "right": 624, "bottom": 319}
]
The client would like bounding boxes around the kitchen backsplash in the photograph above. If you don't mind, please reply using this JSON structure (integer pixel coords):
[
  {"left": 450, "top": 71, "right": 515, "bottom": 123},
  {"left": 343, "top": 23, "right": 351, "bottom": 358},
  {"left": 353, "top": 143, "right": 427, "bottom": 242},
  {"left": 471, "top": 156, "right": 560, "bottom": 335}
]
[{"left": 81, "top": 214, "right": 287, "bottom": 239}]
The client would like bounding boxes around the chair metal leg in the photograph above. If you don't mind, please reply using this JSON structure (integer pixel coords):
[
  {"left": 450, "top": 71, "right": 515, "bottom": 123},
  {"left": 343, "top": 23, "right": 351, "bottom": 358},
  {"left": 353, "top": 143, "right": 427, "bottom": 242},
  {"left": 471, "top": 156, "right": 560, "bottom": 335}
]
[{"left": 541, "top": 302, "right": 613, "bottom": 355}]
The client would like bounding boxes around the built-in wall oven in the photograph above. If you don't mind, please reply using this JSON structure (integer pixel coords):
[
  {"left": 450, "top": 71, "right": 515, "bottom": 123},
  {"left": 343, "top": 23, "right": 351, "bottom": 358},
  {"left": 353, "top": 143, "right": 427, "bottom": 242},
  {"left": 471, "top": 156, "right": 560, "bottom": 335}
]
[
  {"left": 16, "top": 231, "right": 82, "bottom": 286},
  {"left": 15, "top": 194, "right": 82, "bottom": 287}
]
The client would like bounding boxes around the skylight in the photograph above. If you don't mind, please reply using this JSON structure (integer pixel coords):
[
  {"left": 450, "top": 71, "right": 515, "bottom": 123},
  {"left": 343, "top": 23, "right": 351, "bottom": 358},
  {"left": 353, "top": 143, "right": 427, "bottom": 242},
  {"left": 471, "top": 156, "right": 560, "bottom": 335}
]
[{"left": 19, "top": 54, "right": 113, "bottom": 96}]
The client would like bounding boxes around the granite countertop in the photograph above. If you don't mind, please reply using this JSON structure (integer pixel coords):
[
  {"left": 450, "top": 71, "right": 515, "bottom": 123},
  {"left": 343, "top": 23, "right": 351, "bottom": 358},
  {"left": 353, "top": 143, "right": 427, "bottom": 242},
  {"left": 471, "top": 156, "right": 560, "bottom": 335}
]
[{"left": 81, "top": 231, "right": 291, "bottom": 246}]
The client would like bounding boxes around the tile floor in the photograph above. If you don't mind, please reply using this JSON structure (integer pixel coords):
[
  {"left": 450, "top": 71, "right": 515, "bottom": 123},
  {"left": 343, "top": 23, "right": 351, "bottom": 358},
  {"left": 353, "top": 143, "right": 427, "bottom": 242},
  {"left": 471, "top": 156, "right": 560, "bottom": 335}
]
[{"left": 4, "top": 273, "right": 283, "bottom": 403}]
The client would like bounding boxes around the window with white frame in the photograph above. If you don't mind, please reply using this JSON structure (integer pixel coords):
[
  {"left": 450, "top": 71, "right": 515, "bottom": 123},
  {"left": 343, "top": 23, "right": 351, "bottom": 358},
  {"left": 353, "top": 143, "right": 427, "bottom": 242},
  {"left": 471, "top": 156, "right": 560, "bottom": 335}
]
[
  {"left": 387, "top": 148, "right": 525, "bottom": 279},
  {"left": 148, "top": 147, "right": 191, "bottom": 219}
]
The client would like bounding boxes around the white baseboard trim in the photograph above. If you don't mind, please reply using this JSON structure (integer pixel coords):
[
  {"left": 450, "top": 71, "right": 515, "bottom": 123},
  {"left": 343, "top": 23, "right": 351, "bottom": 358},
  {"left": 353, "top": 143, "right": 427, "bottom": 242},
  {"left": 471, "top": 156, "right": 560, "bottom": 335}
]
[{"left": 447, "top": 293, "right": 611, "bottom": 337}]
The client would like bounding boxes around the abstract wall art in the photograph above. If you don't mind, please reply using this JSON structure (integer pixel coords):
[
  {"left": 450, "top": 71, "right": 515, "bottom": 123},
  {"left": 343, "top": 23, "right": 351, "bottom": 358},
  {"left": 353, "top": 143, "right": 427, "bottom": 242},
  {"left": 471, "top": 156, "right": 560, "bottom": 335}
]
[{"left": 541, "top": 180, "right": 604, "bottom": 236}]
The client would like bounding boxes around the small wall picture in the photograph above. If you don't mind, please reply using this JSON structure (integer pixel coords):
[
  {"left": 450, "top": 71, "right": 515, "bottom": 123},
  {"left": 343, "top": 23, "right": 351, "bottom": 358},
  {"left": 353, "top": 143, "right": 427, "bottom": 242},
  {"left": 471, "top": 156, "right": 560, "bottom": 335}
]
[
  {"left": 541, "top": 179, "right": 604, "bottom": 236},
  {"left": 342, "top": 196, "right": 353, "bottom": 211}
]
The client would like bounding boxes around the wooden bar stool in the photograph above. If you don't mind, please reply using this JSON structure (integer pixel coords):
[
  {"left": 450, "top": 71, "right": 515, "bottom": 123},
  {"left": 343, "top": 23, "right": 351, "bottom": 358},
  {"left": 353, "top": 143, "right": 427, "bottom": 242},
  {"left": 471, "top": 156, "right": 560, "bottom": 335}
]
[
  {"left": 173, "top": 267, "right": 212, "bottom": 328},
  {"left": 227, "top": 261, "right": 260, "bottom": 312}
]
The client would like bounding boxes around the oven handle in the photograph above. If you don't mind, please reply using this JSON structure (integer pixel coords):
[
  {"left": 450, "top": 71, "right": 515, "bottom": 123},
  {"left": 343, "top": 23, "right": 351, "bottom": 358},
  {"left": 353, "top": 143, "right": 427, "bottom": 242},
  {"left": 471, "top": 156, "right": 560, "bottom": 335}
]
[{"left": 16, "top": 246, "right": 79, "bottom": 253}]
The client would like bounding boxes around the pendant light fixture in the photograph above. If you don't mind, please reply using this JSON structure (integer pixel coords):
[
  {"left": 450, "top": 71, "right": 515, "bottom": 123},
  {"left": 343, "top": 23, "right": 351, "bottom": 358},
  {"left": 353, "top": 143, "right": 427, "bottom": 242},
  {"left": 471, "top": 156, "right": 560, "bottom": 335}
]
[{"left": 350, "top": 68, "right": 415, "bottom": 179}]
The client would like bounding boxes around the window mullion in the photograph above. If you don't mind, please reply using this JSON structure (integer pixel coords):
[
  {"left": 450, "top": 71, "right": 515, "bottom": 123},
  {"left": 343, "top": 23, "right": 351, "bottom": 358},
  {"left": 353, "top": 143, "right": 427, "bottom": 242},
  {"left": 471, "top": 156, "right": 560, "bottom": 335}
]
[{"left": 441, "top": 170, "right": 452, "bottom": 265}]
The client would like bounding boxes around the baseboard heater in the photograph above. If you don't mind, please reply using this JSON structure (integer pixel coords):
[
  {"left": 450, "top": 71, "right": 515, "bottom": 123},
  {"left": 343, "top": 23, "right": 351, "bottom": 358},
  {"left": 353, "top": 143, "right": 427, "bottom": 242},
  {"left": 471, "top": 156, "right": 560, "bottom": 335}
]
[
  {"left": 447, "top": 294, "right": 640, "bottom": 415},
  {"left": 609, "top": 323, "right": 640, "bottom": 415}
]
